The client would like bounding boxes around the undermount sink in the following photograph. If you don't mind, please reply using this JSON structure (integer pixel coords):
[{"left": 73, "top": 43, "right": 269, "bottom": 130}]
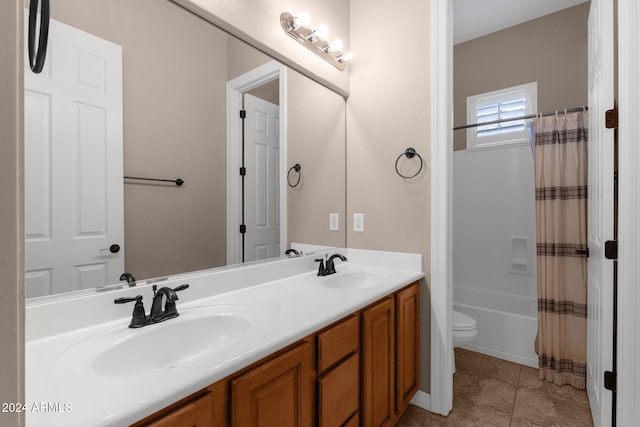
[
  {"left": 320, "top": 266, "right": 394, "bottom": 289},
  {"left": 53, "top": 305, "right": 261, "bottom": 378}
]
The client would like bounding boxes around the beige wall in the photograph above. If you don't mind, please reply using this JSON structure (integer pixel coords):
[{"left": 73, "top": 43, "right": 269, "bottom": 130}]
[
  {"left": 0, "top": 1, "right": 24, "bottom": 425},
  {"left": 173, "top": 0, "right": 350, "bottom": 96},
  {"left": 287, "top": 69, "right": 346, "bottom": 248},
  {"left": 247, "top": 80, "right": 279, "bottom": 106},
  {"left": 347, "top": 0, "right": 432, "bottom": 391},
  {"left": 227, "top": 35, "right": 347, "bottom": 249},
  {"left": 50, "top": 0, "right": 229, "bottom": 280},
  {"left": 227, "top": 36, "right": 273, "bottom": 80},
  {"left": 227, "top": 36, "right": 280, "bottom": 104},
  {"left": 454, "top": 3, "right": 589, "bottom": 150}
]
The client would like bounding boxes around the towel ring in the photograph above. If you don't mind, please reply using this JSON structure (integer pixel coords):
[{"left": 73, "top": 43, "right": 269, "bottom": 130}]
[
  {"left": 28, "top": 0, "right": 50, "bottom": 73},
  {"left": 287, "top": 163, "right": 301, "bottom": 187},
  {"left": 395, "top": 148, "right": 423, "bottom": 179}
]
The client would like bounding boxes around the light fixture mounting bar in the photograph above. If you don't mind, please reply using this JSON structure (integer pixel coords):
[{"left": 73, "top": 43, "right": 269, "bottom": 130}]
[{"left": 280, "top": 12, "right": 347, "bottom": 71}]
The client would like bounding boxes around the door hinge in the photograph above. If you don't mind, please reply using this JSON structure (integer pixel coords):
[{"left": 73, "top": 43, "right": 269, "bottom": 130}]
[
  {"left": 605, "top": 108, "right": 618, "bottom": 129},
  {"left": 604, "top": 370, "right": 617, "bottom": 391},
  {"left": 605, "top": 240, "right": 618, "bottom": 260},
  {"left": 239, "top": 224, "right": 246, "bottom": 234},
  {"left": 239, "top": 110, "right": 246, "bottom": 119},
  {"left": 239, "top": 167, "right": 246, "bottom": 176}
]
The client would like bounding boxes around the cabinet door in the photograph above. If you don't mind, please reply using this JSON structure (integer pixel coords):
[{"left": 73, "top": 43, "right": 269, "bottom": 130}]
[
  {"left": 317, "top": 353, "right": 359, "bottom": 427},
  {"left": 146, "top": 392, "right": 213, "bottom": 427},
  {"left": 362, "top": 297, "right": 395, "bottom": 427},
  {"left": 395, "top": 282, "right": 420, "bottom": 414},
  {"left": 231, "top": 342, "right": 313, "bottom": 427}
]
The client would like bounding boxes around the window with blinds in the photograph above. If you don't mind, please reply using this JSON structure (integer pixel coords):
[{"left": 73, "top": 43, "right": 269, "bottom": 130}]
[{"left": 466, "top": 82, "right": 537, "bottom": 150}]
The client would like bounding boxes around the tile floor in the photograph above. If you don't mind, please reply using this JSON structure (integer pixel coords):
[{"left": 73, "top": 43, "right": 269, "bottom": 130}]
[{"left": 397, "top": 348, "right": 594, "bottom": 426}]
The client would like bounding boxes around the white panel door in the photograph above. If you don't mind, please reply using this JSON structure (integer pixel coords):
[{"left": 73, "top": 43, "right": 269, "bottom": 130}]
[
  {"left": 24, "top": 16, "right": 124, "bottom": 298},
  {"left": 586, "top": 0, "right": 615, "bottom": 425},
  {"left": 243, "top": 94, "right": 280, "bottom": 262}
]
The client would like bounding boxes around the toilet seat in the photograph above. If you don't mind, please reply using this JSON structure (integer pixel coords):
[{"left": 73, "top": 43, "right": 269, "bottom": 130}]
[{"left": 453, "top": 310, "right": 476, "bottom": 331}]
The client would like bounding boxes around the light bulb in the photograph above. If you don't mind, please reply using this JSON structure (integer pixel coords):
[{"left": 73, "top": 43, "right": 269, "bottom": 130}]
[
  {"left": 329, "top": 38, "right": 343, "bottom": 52},
  {"left": 316, "top": 24, "right": 329, "bottom": 39},
  {"left": 337, "top": 52, "right": 354, "bottom": 63},
  {"left": 294, "top": 11, "right": 311, "bottom": 28}
]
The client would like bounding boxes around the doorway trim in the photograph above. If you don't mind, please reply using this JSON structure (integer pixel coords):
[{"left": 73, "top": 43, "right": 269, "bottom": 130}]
[
  {"left": 226, "top": 61, "right": 288, "bottom": 265},
  {"left": 616, "top": 0, "right": 640, "bottom": 424},
  {"left": 431, "top": 0, "right": 640, "bottom": 422},
  {"left": 429, "top": 0, "right": 454, "bottom": 415}
]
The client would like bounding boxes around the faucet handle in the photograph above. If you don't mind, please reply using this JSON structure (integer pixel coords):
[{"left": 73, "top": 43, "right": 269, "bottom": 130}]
[
  {"left": 114, "top": 295, "right": 143, "bottom": 304},
  {"left": 114, "top": 295, "right": 149, "bottom": 328},
  {"left": 314, "top": 258, "right": 328, "bottom": 276},
  {"left": 173, "top": 283, "right": 189, "bottom": 293}
]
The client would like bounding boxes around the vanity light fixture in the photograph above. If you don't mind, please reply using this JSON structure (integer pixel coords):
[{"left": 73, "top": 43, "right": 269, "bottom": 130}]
[{"left": 280, "top": 11, "right": 353, "bottom": 71}]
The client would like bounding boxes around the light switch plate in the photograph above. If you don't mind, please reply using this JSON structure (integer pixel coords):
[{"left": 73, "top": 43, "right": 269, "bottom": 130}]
[
  {"left": 354, "top": 213, "right": 364, "bottom": 232},
  {"left": 329, "top": 213, "right": 339, "bottom": 231}
]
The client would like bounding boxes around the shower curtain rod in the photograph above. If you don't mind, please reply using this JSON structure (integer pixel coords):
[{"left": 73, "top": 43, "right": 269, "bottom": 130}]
[{"left": 453, "top": 106, "right": 588, "bottom": 131}]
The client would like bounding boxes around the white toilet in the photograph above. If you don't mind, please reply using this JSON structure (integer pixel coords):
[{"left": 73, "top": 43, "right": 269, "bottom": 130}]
[
  {"left": 452, "top": 310, "right": 477, "bottom": 372},
  {"left": 453, "top": 310, "right": 477, "bottom": 346}
]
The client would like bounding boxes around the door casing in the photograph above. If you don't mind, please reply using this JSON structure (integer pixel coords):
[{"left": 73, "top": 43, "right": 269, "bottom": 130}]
[
  {"left": 429, "top": 1, "right": 640, "bottom": 424},
  {"left": 226, "top": 61, "right": 288, "bottom": 266}
]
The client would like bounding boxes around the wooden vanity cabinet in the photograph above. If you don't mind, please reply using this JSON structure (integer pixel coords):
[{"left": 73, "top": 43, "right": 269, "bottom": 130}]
[
  {"left": 362, "top": 297, "right": 396, "bottom": 427},
  {"left": 132, "top": 387, "right": 219, "bottom": 427},
  {"left": 316, "top": 315, "right": 360, "bottom": 427},
  {"left": 145, "top": 392, "right": 213, "bottom": 427},
  {"left": 395, "top": 283, "right": 420, "bottom": 414},
  {"left": 231, "top": 341, "right": 313, "bottom": 427},
  {"left": 361, "top": 281, "right": 420, "bottom": 426},
  {"left": 131, "top": 282, "right": 420, "bottom": 427}
]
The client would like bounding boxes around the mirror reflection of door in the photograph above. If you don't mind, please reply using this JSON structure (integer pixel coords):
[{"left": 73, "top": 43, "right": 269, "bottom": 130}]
[
  {"left": 242, "top": 93, "right": 280, "bottom": 262},
  {"left": 24, "top": 17, "right": 124, "bottom": 298}
]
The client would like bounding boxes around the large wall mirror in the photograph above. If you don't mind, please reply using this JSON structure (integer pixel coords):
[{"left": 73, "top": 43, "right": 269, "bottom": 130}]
[{"left": 24, "top": 0, "right": 347, "bottom": 299}]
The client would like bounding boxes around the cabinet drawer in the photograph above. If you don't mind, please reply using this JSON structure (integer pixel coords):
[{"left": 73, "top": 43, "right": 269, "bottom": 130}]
[
  {"left": 317, "top": 353, "right": 359, "bottom": 427},
  {"left": 317, "top": 315, "right": 359, "bottom": 373}
]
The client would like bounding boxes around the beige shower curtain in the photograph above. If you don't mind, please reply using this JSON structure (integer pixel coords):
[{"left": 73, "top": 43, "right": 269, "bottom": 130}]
[{"left": 533, "top": 111, "right": 588, "bottom": 389}]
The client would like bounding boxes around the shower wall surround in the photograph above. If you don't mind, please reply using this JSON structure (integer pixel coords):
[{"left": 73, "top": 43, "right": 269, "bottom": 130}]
[{"left": 453, "top": 144, "right": 538, "bottom": 366}]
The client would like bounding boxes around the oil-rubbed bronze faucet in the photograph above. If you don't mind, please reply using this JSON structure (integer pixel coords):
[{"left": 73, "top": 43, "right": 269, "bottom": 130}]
[
  {"left": 285, "top": 248, "right": 302, "bottom": 257},
  {"left": 150, "top": 284, "right": 189, "bottom": 322},
  {"left": 114, "top": 284, "right": 189, "bottom": 328},
  {"left": 326, "top": 254, "right": 347, "bottom": 275},
  {"left": 315, "top": 254, "right": 347, "bottom": 276}
]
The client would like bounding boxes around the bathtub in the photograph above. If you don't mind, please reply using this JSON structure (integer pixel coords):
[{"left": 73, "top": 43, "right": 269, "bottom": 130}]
[{"left": 453, "top": 286, "right": 538, "bottom": 368}]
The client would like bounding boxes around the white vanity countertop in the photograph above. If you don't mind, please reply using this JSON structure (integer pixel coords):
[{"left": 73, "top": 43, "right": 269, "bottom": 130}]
[{"left": 26, "top": 248, "right": 423, "bottom": 427}]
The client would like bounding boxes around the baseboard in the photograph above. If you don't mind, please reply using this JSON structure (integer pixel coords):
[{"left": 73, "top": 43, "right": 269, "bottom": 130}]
[
  {"left": 409, "top": 390, "right": 431, "bottom": 411},
  {"left": 461, "top": 343, "right": 538, "bottom": 368}
]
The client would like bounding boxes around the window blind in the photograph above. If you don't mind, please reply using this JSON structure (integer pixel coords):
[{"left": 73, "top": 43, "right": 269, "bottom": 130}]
[{"left": 476, "top": 97, "right": 526, "bottom": 138}]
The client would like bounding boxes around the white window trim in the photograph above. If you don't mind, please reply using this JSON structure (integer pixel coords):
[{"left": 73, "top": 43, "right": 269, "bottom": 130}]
[{"left": 466, "top": 82, "right": 537, "bottom": 151}]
